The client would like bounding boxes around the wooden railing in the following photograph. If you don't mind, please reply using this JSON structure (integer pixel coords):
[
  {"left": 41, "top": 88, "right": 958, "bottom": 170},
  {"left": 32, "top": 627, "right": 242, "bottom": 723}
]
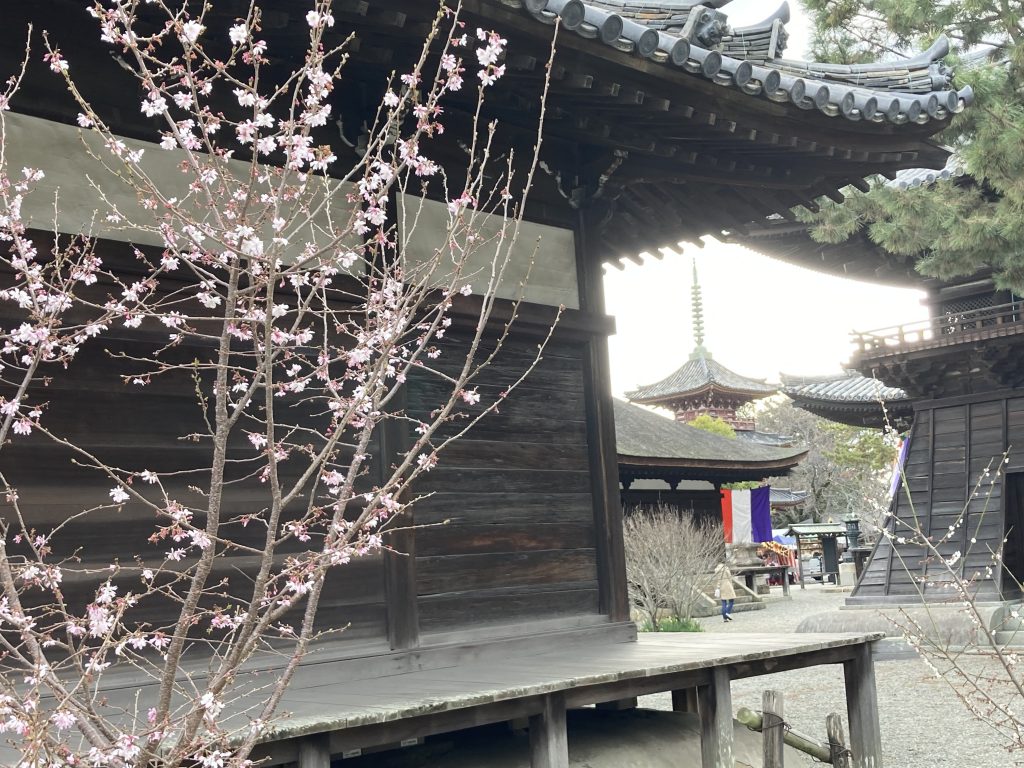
[{"left": 854, "top": 301, "right": 1024, "bottom": 356}]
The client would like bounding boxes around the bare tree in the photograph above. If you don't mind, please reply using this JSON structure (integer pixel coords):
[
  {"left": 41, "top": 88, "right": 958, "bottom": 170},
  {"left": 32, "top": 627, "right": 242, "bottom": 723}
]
[
  {"left": 758, "top": 398, "right": 896, "bottom": 529},
  {"left": 623, "top": 505, "right": 725, "bottom": 628},
  {"left": 0, "top": 2, "right": 559, "bottom": 765}
]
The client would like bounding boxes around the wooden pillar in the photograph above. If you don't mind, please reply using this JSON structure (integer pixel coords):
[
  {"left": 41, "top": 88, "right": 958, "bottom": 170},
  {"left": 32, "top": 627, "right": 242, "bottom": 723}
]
[
  {"left": 796, "top": 535, "right": 806, "bottom": 590},
  {"left": 671, "top": 687, "right": 699, "bottom": 713},
  {"left": 381, "top": 385, "right": 419, "bottom": 651},
  {"left": 382, "top": 187, "right": 419, "bottom": 651},
  {"left": 297, "top": 733, "right": 331, "bottom": 768},
  {"left": 530, "top": 693, "right": 569, "bottom": 768},
  {"left": 844, "top": 643, "right": 883, "bottom": 768},
  {"left": 575, "top": 206, "right": 629, "bottom": 621},
  {"left": 762, "top": 690, "right": 784, "bottom": 768},
  {"left": 698, "top": 666, "right": 734, "bottom": 768}
]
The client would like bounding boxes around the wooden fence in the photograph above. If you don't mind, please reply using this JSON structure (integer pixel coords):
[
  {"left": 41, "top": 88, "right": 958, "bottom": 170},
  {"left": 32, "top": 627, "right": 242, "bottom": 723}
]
[{"left": 737, "top": 689, "right": 852, "bottom": 767}]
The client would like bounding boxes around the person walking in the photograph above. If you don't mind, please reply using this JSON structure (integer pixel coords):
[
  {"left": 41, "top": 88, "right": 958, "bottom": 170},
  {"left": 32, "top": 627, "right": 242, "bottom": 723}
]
[{"left": 714, "top": 561, "right": 736, "bottom": 622}]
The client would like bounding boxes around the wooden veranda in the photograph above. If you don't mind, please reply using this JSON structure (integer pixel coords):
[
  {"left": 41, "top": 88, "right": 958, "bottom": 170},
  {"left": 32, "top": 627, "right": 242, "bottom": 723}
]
[
  {"left": 1, "top": 630, "right": 885, "bottom": 768},
  {"left": 218, "top": 632, "right": 889, "bottom": 768}
]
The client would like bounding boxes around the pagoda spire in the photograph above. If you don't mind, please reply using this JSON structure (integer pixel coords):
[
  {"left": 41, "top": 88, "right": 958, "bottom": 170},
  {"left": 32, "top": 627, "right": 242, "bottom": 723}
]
[{"left": 689, "top": 259, "right": 711, "bottom": 360}]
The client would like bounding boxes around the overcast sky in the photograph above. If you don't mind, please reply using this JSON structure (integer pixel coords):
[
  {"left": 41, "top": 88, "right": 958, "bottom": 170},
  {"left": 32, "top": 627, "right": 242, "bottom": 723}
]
[
  {"left": 604, "top": 243, "right": 929, "bottom": 397},
  {"left": 602, "top": 2, "right": 931, "bottom": 399}
]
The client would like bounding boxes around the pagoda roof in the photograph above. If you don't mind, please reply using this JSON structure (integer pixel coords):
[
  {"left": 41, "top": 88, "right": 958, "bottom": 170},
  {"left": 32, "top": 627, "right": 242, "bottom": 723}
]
[
  {"left": 627, "top": 354, "right": 777, "bottom": 405},
  {"left": 737, "top": 430, "right": 796, "bottom": 447},
  {"left": 889, "top": 152, "right": 965, "bottom": 190},
  {"left": 614, "top": 399, "right": 806, "bottom": 474},
  {"left": 781, "top": 372, "right": 913, "bottom": 429}
]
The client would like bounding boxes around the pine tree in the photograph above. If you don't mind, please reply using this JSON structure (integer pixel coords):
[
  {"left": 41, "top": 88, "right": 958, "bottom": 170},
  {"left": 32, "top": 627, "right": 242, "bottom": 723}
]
[{"left": 801, "top": 1, "right": 1024, "bottom": 291}]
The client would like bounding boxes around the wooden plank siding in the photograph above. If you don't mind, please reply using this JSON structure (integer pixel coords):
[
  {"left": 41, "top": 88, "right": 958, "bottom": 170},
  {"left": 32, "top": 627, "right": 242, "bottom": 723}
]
[
  {"left": 406, "top": 336, "right": 601, "bottom": 633},
  {"left": 0, "top": 333, "right": 392, "bottom": 644},
  {"left": 853, "top": 393, "right": 1024, "bottom": 602},
  {"left": 0, "top": 210, "right": 624, "bottom": 663}
]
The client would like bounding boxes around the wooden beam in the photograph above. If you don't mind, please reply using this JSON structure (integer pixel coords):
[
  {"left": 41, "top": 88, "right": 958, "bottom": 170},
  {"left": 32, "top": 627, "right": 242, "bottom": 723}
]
[
  {"left": 562, "top": 669, "right": 713, "bottom": 709},
  {"left": 843, "top": 642, "right": 883, "bottom": 768},
  {"left": 698, "top": 666, "right": 735, "bottom": 768},
  {"left": 529, "top": 694, "right": 569, "bottom": 768}
]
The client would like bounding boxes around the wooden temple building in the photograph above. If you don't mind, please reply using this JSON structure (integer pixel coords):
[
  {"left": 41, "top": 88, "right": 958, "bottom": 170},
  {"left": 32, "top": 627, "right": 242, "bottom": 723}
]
[
  {"left": 740, "top": 165, "right": 1024, "bottom": 605},
  {"left": 0, "top": 0, "right": 971, "bottom": 765}
]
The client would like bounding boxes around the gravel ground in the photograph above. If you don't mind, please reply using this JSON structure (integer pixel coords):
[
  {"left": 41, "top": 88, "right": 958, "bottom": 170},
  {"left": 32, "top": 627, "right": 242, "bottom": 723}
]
[{"left": 640, "top": 584, "right": 1021, "bottom": 767}]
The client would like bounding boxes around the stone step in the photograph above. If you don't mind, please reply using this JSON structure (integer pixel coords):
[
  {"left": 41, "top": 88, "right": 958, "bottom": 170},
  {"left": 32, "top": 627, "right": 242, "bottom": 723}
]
[{"left": 700, "top": 591, "right": 759, "bottom": 604}]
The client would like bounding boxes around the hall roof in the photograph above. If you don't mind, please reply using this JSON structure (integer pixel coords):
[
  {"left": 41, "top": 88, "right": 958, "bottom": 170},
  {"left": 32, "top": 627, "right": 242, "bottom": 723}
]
[
  {"left": 725, "top": 155, "right": 969, "bottom": 285},
  {"left": 522, "top": 1, "right": 964, "bottom": 125},
  {"left": 787, "top": 522, "right": 847, "bottom": 537},
  {"left": 506, "top": 0, "right": 969, "bottom": 263},
  {"left": 4, "top": 0, "right": 971, "bottom": 266},
  {"left": 614, "top": 399, "right": 806, "bottom": 474},
  {"left": 627, "top": 354, "right": 777, "bottom": 405}
]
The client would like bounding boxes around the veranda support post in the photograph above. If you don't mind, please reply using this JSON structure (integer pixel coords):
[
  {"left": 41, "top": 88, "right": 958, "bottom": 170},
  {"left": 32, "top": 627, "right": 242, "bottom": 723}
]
[
  {"left": 530, "top": 693, "right": 570, "bottom": 768},
  {"left": 297, "top": 734, "right": 330, "bottom": 768},
  {"left": 698, "top": 666, "right": 735, "bottom": 768},
  {"left": 843, "top": 643, "right": 883, "bottom": 768}
]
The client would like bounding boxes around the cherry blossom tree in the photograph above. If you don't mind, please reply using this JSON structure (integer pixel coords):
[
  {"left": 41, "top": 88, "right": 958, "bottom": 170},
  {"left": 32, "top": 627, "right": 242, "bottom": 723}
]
[{"left": 0, "top": 2, "right": 557, "bottom": 765}]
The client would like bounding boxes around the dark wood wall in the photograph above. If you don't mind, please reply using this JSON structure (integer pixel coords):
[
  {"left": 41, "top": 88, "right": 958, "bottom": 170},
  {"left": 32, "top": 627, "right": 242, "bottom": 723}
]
[
  {"left": 0, "top": 246, "right": 619, "bottom": 658},
  {"left": 1, "top": 331, "right": 392, "bottom": 645},
  {"left": 407, "top": 336, "right": 600, "bottom": 636},
  {"left": 620, "top": 488, "right": 722, "bottom": 527},
  {"left": 853, "top": 392, "right": 1023, "bottom": 603}
]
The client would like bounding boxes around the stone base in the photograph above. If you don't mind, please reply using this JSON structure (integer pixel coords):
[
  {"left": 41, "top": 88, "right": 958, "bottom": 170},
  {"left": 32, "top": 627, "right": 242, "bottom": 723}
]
[
  {"left": 796, "top": 601, "right": 1023, "bottom": 647},
  {"left": 838, "top": 562, "right": 857, "bottom": 586},
  {"left": 726, "top": 542, "right": 762, "bottom": 568},
  {"left": 340, "top": 708, "right": 806, "bottom": 768}
]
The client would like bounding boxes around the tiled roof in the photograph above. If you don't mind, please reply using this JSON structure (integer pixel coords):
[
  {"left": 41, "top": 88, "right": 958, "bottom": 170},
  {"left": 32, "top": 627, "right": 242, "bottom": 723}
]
[
  {"left": 781, "top": 372, "right": 909, "bottom": 404},
  {"left": 887, "top": 152, "right": 965, "bottom": 190},
  {"left": 614, "top": 399, "right": 806, "bottom": 465},
  {"left": 788, "top": 522, "right": 847, "bottom": 536},
  {"left": 627, "top": 354, "right": 777, "bottom": 403},
  {"left": 737, "top": 430, "right": 795, "bottom": 447},
  {"left": 513, "top": 0, "right": 972, "bottom": 125},
  {"left": 770, "top": 487, "right": 809, "bottom": 507}
]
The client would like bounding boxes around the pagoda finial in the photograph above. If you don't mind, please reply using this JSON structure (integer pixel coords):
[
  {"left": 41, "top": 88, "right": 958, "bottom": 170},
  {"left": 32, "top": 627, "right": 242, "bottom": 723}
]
[{"left": 689, "top": 259, "right": 711, "bottom": 360}]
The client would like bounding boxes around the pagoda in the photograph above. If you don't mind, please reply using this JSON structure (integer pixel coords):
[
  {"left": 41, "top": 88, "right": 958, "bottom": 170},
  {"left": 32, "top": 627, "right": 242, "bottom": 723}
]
[{"left": 626, "top": 262, "right": 776, "bottom": 431}]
